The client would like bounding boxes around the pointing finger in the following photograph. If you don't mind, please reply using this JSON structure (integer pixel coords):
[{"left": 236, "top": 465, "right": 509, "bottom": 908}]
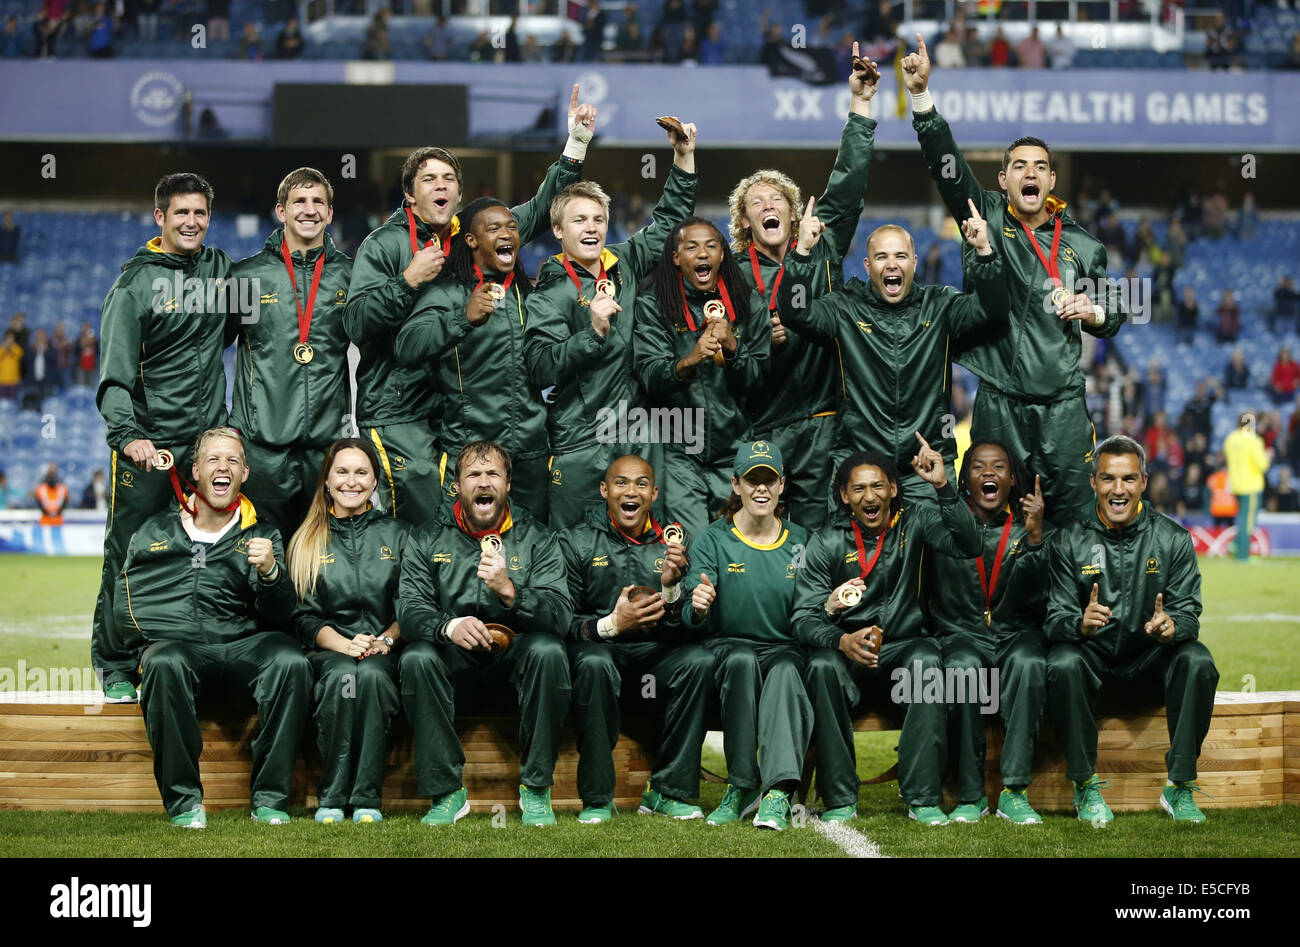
[
  {"left": 1089, "top": 583, "right": 1099, "bottom": 605},
  {"left": 967, "top": 198, "right": 983, "bottom": 221},
  {"left": 568, "top": 83, "right": 579, "bottom": 115},
  {"left": 852, "top": 40, "right": 859, "bottom": 60},
  {"left": 1035, "top": 474, "right": 1042, "bottom": 498},
  {"left": 1155, "top": 592, "right": 1163, "bottom": 612},
  {"left": 803, "top": 196, "right": 816, "bottom": 219},
  {"left": 914, "top": 431, "right": 932, "bottom": 451},
  {"left": 916, "top": 33, "right": 928, "bottom": 56}
]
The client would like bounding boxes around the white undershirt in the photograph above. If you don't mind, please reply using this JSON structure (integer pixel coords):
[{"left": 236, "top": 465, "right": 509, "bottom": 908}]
[{"left": 180, "top": 503, "right": 240, "bottom": 544}]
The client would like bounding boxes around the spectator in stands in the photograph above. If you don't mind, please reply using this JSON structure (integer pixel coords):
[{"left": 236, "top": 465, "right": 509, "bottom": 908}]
[
  {"left": 934, "top": 25, "right": 964, "bottom": 69},
  {"left": 1224, "top": 347, "right": 1250, "bottom": 390},
  {"left": 1, "top": 15, "right": 25, "bottom": 57},
  {"left": 1176, "top": 461, "right": 1208, "bottom": 517},
  {"left": 1048, "top": 24, "right": 1074, "bottom": 68},
  {"left": 1271, "top": 346, "right": 1300, "bottom": 405},
  {"left": 694, "top": 0, "right": 718, "bottom": 34},
  {"left": 659, "top": 0, "right": 687, "bottom": 27},
  {"left": 1272, "top": 467, "right": 1300, "bottom": 513},
  {"left": 0, "top": 330, "right": 20, "bottom": 401},
  {"left": 1237, "top": 192, "right": 1259, "bottom": 240},
  {"left": 1098, "top": 212, "right": 1128, "bottom": 265},
  {"left": 363, "top": 9, "right": 391, "bottom": 60},
  {"left": 1260, "top": 411, "right": 1282, "bottom": 452},
  {"left": 0, "top": 470, "right": 8, "bottom": 509},
  {"left": 504, "top": 17, "right": 521, "bottom": 62},
  {"left": 862, "top": 0, "right": 898, "bottom": 42},
  {"left": 136, "top": 0, "right": 159, "bottom": 42},
  {"left": 87, "top": 2, "right": 115, "bottom": 58},
  {"left": 468, "top": 29, "right": 492, "bottom": 61},
  {"left": 75, "top": 321, "right": 97, "bottom": 387},
  {"left": 51, "top": 322, "right": 73, "bottom": 392},
  {"left": 554, "top": 28, "right": 578, "bottom": 62},
  {"left": 239, "top": 20, "right": 262, "bottom": 61},
  {"left": 700, "top": 21, "right": 725, "bottom": 63},
  {"left": 1165, "top": 216, "right": 1187, "bottom": 272},
  {"left": 1224, "top": 412, "right": 1271, "bottom": 561},
  {"left": 274, "top": 16, "right": 304, "bottom": 59},
  {"left": 207, "top": 0, "right": 230, "bottom": 42},
  {"left": 962, "top": 25, "right": 986, "bottom": 66},
  {"left": 7, "top": 311, "right": 29, "bottom": 352},
  {"left": 424, "top": 15, "right": 449, "bottom": 60},
  {"left": 0, "top": 211, "right": 19, "bottom": 263},
  {"left": 1286, "top": 31, "right": 1300, "bottom": 71},
  {"left": 1179, "top": 379, "right": 1218, "bottom": 441},
  {"left": 616, "top": 14, "right": 643, "bottom": 56},
  {"left": 1147, "top": 471, "right": 1175, "bottom": 513},
  {"left": 1272, "top": 276, "right": 1300, "bottom": 332},
  {"left": 582, "top": 0, "right": 605, "bottom": 61},
  {"left": 1132, "top": 218, "right": 1157, "bottom": 261},
  {"left": 20, "top": 328, "right": 51, "bottom": 410},
  {"left": 989, "top": 26, "right": 1011, "bottom": 67},
  {"left": 35, "top": 463, "right": 67, "bottom": 526},
  {"left": 1216, "top": 290, "right": 1241, "bottom": 344},
  {"left": 34, "top": 0, "right": 70, "bottom": 58},
  {"left": 81, "top": 469, "right": 107, "bottom": 511},
  {"left": 671, "top": 25, "right": 700, "bottom": 64},
  {"left": 1141, "top": 360, "right": 1167, "bottom": 425},
  {"left": 1016, "top": 25, "right": 1046, "bottom": 68},
  {"left": 920, "top": 243, "right": 943, "bottom": 285},
  {"left": 1203, "top": 189, "right": 1228, "bottom": 240},
  {"left": 1206, "top": 12, "right": 1242, "bottom": 71},
  {"left": 522, "top": 34, "right": 544, "bottom": 62}
]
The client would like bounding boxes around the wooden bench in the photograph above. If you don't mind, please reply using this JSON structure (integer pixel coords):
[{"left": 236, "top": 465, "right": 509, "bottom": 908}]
[{"left": 1, "top": 691, "right": 1295, "bottom": 814}]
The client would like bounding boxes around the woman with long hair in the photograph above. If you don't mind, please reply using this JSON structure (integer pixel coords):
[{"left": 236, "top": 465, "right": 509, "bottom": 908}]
[
  {"left": 634, "top": 216, "right": 770, "bottom": 538},
  {"left": 288, "top": 437, "right": 409, "bottom": 824}
]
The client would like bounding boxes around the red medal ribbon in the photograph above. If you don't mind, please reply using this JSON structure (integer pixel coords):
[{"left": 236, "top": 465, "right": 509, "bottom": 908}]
[
  {"left": 280, "top": 241, "right": 325, "bottom": 346},
  {"left": 849, "top": 517, "right": 889, "bottom": 581},
  {"left": 452, "top": 499, "right": 510, "bottom": 540},
  {"left": 406, "top": 207, "right": 453, "bottom": 257},
  {"left": 1019, "top": 214, "right": 1063, "bottom": 291},
  {"left": 609, "top": 511, "right": 663, "bottom": 545},
  {"left": 748, "top": 243, "right": 791, "bottom": 314},
  {"left": 561, "top": 255, "right": 606, "bottom": 295},
  {"left": 164, "top": 468, "right": 240, "bottom": 518},
  {"left": 679, "top": 275, "right": 737, "bottom": 332},
  {"left": 472, "top": 263, "right": 516, "bottom": 296},
  {"left": 975, "top": 514, "right": 1015, "bottom": 621}
]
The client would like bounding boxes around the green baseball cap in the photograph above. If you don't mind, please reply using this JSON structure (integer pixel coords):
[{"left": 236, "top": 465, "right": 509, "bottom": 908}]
[{"left": 734, "top": 439, "right": 784, "bottom": 478}]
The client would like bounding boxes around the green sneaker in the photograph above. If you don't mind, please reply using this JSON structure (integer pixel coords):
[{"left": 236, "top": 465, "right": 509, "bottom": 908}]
[
  {"left": 640, "top": 782, "right": 705, "bottom": 820},
  {"left": 819, "top": 804, "right": 857, "bottom": 822},
  {"left": 170, "top": 805, "right": 205, "bottom": 829},
  {"left": 908, "top": 805, "right": 950, "bottom": 826},
  {"left": 752, "top": 789, "right": 792, "bottom": 831},
  {"left": 352, "top": 808, "right": 383, "bottom": 824},
  {"left": 947, "top": 796, "right": 988, "bottom": 823},
  {"left": 1161, "top": 781, "right": 1208, "bottom": 824},
  {"left": 1073, "top": 774, "right": 1114, "bottom": 826},
  {"left": 996, "top": 787, "right": 1043, "bottom": 825},
  {"left": 421, "top": 787, "right": 470, "bottom": 827},
  {"left": 577, "top": 804, "right": 613, "bottom": 824},
  {"left": 251, "top": 806, "right": 290, "bottom": 825},
  {"left": 314, "top": 807, "right": 345, "bottom": 824},
  {"left": 104, "top": 681, "right": 137, "bottom": 703},
  {"left": 519, "top": 785, "right": 556, "bottom": 826},
  {"left": 703, "top": 784, "right": 759, "bottom": 825}
]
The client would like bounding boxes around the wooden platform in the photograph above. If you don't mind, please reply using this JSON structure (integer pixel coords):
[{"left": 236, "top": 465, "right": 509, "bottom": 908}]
[
  {"left": 0, "top": 691, "right": 1294, "bottom": 814},
  {"left": 0, "top": 693, "right": 651, "bottom": 813}
]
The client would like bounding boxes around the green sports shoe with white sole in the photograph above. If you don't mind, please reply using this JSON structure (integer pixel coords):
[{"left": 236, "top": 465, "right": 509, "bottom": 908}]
[
  {"left": 752, "top": 789, "right": 792, "bottom": 831},
  {"left": 703, "top": 784, "right": 759, "bottom": 825},
  {"left": 1074, "top": 774, "right": 1114, "bottom": 826},
  {"left": 996, "top": 788, "right": 1042, "bottom": 825},
  {"left": 1161, "top": 781, "right": 1208, "bottom": 823},
  {"left": 104, "top": 681, "right": 137, "bottom": 703},
  {"left": 908, "top": 805, "right": 950, "bottom": 826},
  {"left": 947, "top": 796, "right": 988, "bottom": 823},
  {"left": 577, "top": 804, "right": 613, "bottom": 824},
  {"left": 251, "top": 806, "right": 290, "bottom": 825},
  {"left": 170, "top": 805, "right": 205, "bottom": 829},
  {"left": 640, "top": 783, "right": 705, "bottom": 820},
  {"left": 421, "top": 787, "right": 470, "bottom": 827},
  {"left": 519, "top": 785, "right": 556, "bottom": 826},
  {"left": 819, "top": 804, "right": 857, "bottom": 822}
]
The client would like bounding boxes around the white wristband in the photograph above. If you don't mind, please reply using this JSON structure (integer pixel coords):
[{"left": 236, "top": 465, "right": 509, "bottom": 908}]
[
  {"left": 1092, "top": 304, "right": 1106, "bottom": 327},
  {"left": 563, "top": 116, "right": 593, "bottom": 161},
  {"left": 660, "top": 582, "right": 682, "bottom": 604},
  {"left": 910, "top": 89, "right": 934, "bottom": 113},
  {"left": 597, "top": 613, "right": 617, "bottom": 639}
]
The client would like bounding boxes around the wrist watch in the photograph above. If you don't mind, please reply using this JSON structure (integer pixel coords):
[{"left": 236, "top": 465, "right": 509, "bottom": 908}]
[{"left": 380, "top": 636, "right": 395, "bottom": 647}]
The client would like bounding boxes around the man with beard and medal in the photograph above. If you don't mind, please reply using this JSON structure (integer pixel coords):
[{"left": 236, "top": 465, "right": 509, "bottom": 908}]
[
  {"left": 558, "top": 454, "right": 712, "bottom": 823},
  {"left": 396, "top": 441, "right": 574, "bottom": 827},
  {"left": 793, "top": 441, "right": 981, "bottom": 825},
  {"left": 230, "top": 168, "right": 353, "bottom": 537},
  {"left": 345, "top": 85, "right": 597, "bottom": 526}
]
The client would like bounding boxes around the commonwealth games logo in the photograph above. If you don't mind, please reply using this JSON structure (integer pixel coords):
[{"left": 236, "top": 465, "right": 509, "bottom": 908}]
[{"left": 131, "top": 71, "right": 184, "bottom": 128}]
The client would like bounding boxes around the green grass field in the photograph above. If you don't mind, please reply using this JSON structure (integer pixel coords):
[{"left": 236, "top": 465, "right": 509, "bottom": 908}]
[{"left": 1, "top": 554, "right": 1298, "bottom": 858}]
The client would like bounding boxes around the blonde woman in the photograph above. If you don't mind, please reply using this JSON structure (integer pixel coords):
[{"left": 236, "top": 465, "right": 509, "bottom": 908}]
[{"left": 289, "top": 437, "right": 408, "bottom": 824}]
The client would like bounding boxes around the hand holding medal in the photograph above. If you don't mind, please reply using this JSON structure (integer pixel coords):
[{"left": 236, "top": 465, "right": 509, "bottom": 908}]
[
  {"left": 466, "top": 282, "right": 498, "bottom": 326},
  {"left": 828, "top": 578, "right": 865, "bottom": 615}
]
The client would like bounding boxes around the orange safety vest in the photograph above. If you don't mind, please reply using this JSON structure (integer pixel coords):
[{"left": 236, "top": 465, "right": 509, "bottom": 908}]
[
  {"left": 1207, "top": 470, "right": 1238, "bottom": 518},
  {"left": 35, "top": 481, "right": 68, "bottom": 526}
]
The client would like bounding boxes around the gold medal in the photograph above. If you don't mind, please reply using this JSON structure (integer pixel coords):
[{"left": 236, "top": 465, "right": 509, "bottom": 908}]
[
  {"left": 984, "top": 608, "right": 992, "bottom": 627},
  {"left": 293, "top": 342, "right": 315, "bottom": 364},
  {"left": 595, "top": 278, "right": 615, "bottom": 297},
  {"left": 703, "top": 299, "right": 727, "bottom": 321},
  {"left": 486, "top": 283, "right": 506, "bottom": 301},
  {"left": 154, "top": 449, "right": 174, "bottom": 471},
  {"left": 480, "top": 534, "right": 503, "bottom": 555},
  {"left": 838, "top": 585, "right": 863, "bottom": 608},
  {"left": 663, "top": 523, "right": 684, "bottom": 546},
  {"left": 1051, "top": 287, "right": 1068, "bottom": 308}
]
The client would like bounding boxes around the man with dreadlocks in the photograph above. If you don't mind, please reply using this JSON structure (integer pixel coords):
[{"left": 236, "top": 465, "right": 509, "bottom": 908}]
[
  {"left": 345, "top": 84, "right": 597, "bottom": 526},
  {"left": 922, "top": 439, "right": 1050, "bottom": 825},
  {"left": 730, "top": 46, "right": 879, "bottom": 531},
  {"left": 395, "top": 199, "right": 551, "bottom": 520},
  {"left": 633, "top": 217, "right": 770, "bottom": 538}
]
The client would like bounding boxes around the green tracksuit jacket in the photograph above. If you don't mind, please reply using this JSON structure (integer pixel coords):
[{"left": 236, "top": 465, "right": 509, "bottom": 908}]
[
  {"left": 115, "top": 496, "right": 295, "bottom": 643},
  {"left": 777, "top": 249, "right": 1007, "bottom": 465},
  {"left": 97, "top": 238, "right": 233, "bottom": 452},
  {"left": 343, "top": 156, "right": 583, "bottom": 428},
  {"left": 1043, "top": 502, "right": 1203, "bottom": 664},
  {"left": 912, "top": 107, "right": 1126, "bottom": 402},
  {"left": 683, "top": 516, "right": 810, "bottom": 643},
  {"left": 792, "top": 486, "right": 981, "bottom": 649},
  {"left": 230, "top": 229, "right": 353, "bottom": 449},
  {"left": 523, "top": 164, "right": 699, "bottom": 453},
  {"left": 633, "top": 283, "right": 771, "bottom": 464},
  {"left": 559, "top": 506, "right": 686, "bottom": 642},
  {"left": 745, "top": 113, "right": 876, "bottom": 432},
  {"left": 395, "top": 271, "right": 545, "bottom": 463},
  {"left": 293, "top": 508, "right": 409, "bottom": 648},
  {"left": 396, "top": 503, "right": 573, "bottom": 643}
]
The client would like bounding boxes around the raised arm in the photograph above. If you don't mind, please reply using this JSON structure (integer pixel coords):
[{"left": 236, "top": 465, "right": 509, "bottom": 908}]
[
  {"left": 816, "top": 48, "right": 879, "bottom": 257},
  {"left": 509, "top": 84, "right": 593, "bottom": 243},
  {"left": 622, "top": 121, "right": 700, "bottom": 278}
]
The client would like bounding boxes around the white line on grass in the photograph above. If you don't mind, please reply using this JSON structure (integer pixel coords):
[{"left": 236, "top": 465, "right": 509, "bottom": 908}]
[
  {"left": 0, "top": 616, "right": 90, "bottom": 638},
  {"left": 814, "top": 819, "right": 887, "bottom": 858},
  {"left": 1207, "top": 613, "right": 1300, "bottom": 623}
]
